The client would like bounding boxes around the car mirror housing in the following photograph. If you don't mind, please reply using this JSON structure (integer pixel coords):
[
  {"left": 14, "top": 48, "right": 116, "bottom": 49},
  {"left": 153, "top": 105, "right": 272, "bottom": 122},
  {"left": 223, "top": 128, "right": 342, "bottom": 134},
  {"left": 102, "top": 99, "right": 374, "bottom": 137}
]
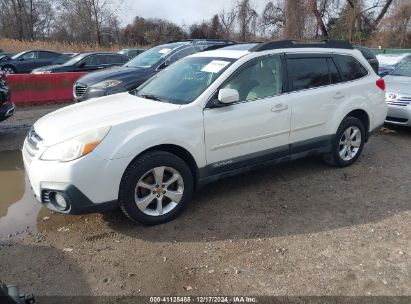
[
  {"left": 218, "top": 88, "right": 240, "bottom": 104},
  {"left": 78, "top": 62, "right": 87, "bottom": 68}
]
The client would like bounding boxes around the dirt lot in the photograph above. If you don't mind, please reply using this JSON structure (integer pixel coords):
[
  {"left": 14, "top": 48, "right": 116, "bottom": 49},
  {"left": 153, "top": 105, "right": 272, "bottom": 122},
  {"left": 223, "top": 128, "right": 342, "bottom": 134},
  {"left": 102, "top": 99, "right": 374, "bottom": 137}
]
[{"left": 0, "top": 104, "right": 409, "bottom": 298}]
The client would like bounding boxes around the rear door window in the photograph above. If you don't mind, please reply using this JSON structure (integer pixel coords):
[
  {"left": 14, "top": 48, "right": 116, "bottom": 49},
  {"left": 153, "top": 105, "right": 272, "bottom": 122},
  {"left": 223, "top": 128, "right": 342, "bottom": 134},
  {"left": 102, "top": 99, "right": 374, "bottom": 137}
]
[
  {"left": 39, "top": 51, "right": 59, "bottom": 59},
  {"left": 109, "top": 55, "right": 128, "bottom": 64},
  {"left": 334, "top": 55, "right": 368, "bottom": 81},
  {"left": 287, "top": 57, "right": 331, "bottom": 91},
  {"left": 327, "top": 58, "right": 341, "bottom": 84}
]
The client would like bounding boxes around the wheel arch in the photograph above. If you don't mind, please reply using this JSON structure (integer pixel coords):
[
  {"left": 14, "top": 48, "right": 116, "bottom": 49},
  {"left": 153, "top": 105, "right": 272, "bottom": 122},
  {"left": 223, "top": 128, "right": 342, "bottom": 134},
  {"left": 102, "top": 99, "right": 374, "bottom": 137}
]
[
  {"left": 129, "top": 144, "right": 200, "bottom": 188},
  {"left": 344, "top": 109, "right": 370, "bottom": 141}
]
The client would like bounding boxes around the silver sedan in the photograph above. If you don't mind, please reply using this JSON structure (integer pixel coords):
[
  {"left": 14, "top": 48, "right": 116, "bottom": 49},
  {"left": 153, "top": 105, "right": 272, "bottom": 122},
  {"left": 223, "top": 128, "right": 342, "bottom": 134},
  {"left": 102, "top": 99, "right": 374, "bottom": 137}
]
[{"left": 384, "top": 60, "right": 411, "bottom": 126}]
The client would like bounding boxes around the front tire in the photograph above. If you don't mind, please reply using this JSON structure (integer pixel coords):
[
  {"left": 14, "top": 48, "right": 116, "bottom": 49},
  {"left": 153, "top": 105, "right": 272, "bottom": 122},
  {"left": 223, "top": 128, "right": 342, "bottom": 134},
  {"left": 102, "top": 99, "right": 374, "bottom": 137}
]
[
  {"left": 323, "top": 117, "right": 366, "bottom": 167},
  {"left": 118, "top": 151, "right": 194, "bottom": 225},
  {"left": 2, "top": 66, "right": 16, "bottom": 74}
]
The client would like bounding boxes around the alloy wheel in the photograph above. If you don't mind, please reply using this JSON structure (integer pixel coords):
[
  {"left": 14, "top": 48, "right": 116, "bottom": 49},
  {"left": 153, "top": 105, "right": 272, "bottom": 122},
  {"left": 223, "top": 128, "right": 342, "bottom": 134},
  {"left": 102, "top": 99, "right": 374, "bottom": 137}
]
[
  {"left": 135, "top": 166, "right": 184, "bottom": 216},
  {"left": 339, "top": 126, "right": 362, "bottom": 161}
]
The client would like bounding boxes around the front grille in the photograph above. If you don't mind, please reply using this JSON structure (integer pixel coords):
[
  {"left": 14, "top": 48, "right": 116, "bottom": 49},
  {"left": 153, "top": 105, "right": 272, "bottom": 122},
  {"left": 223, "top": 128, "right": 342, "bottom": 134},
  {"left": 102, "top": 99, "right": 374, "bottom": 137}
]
[
  {"left": 388, "top": 101, "right": 409, "bottom": 106},
  {"left": 74, "top": 83, "right": 88, "bottom": 98},
  {"left": 386, "top": 116, "right": 408, "bottom": 123}
]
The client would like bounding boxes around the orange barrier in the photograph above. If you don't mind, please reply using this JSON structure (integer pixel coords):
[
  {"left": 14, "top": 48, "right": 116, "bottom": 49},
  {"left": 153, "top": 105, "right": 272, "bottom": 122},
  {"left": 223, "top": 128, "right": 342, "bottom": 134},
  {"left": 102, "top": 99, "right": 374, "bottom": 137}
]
[{"left": 7, "top": 73, "right": 87, "bottom": 106}]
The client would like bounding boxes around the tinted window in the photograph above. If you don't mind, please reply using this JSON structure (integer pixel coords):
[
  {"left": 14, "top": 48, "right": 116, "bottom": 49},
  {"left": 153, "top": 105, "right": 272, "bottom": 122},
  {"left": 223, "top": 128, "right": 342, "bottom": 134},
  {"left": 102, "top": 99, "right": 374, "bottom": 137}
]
[
  {"left": 21, "top": 52, "right": 38, "bottom": 60},
  {"left": 81, "top": 55, "right": 95, "bottom": 66},
  {"left": 327, "top": 58, "right": 341, "bottom": 84},
  {"left": 223, "top": 55, "right": 283, "bottom": 101},
  {"left": 335, "top": 55, "right": 368, "bottom": 81},
  {"left": 168, "top": 47, "right": 197, "bottom": 65},
  {"left": 109, "top": 55, "right": 128, "bottom": 64},
  {"left": 360, "top": 49, "right": 374, "bottom": 60},
  {"left": 39, "top": 51, "right": 59, "bottom": 59},
  {"left": 287, "top": 58, "right": 330, "bottom": 91},
  {"left": 94, "top": 55, "right": 107, "bottom": 65}
]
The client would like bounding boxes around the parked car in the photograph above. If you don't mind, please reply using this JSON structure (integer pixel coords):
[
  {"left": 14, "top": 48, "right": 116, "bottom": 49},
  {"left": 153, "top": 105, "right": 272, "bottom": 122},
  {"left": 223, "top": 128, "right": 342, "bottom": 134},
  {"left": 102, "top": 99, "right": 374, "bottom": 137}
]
[
  {"left": 31, "top": 52, "right": 129, "bottom": 74},
  {"left": 117, "top": 48, "right": 146, "bottom": 59},
  {"left": 384, "top": 60, "right": 411, "bottom": 126},
  {"left": 354, "top": 45, "right": 379, "bottom": 73},
  {"left": 0, "top": 71, "right": 15, "bottom": 122},
  {"left": 0, "top": 50, "right": 63, "bottom": 74},
  {"left": 73, "top": 39, "right": 235, "bottom": 102},
  {"left": 377, "top": 53, "right": 411, "bottom": 76},
  {"left": 23, "top": 40, "right": 387, "bottom": 225}
]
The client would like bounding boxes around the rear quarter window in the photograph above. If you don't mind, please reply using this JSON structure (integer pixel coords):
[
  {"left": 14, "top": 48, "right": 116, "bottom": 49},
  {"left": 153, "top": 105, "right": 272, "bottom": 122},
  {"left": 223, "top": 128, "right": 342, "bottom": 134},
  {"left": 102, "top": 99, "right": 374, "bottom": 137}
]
[{"left": 334, "top": 55, "right": 368, "bottom": 81}]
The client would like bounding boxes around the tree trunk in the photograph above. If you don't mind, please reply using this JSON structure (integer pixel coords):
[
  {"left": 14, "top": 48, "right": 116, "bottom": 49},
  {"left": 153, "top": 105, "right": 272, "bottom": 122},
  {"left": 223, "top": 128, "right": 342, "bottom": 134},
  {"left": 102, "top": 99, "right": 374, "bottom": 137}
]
[
  {"left": 284, "top": 0, "right": 305, "bottom": 39},
  {"left": 308, "top": 0, "right": 328, "bottom": 39}
]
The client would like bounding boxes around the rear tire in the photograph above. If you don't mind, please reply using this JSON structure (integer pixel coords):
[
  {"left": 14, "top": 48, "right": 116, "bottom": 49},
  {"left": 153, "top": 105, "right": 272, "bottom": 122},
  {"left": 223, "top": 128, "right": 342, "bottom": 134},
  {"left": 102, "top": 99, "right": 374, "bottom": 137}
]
[
  {"left": 118, "top": 151, "right": 194, "bottom": 225},
  {"left": 323, "top": 117, "right": 366, "bottom": 167}
]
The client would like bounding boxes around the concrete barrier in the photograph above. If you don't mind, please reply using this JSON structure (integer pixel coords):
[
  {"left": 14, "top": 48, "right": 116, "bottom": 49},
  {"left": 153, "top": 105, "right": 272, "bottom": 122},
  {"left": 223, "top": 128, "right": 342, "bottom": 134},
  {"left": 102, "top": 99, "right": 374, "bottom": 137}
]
[{"left": 7, "top": 73, "right": 87, "bottom": 106}]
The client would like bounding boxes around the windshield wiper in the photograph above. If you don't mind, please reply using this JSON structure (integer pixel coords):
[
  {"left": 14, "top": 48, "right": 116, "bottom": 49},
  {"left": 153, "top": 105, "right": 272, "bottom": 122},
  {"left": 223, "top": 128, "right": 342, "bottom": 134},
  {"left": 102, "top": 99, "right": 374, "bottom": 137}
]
[{"left": 138, "top": 94, "right": 168, "bottom": 102}]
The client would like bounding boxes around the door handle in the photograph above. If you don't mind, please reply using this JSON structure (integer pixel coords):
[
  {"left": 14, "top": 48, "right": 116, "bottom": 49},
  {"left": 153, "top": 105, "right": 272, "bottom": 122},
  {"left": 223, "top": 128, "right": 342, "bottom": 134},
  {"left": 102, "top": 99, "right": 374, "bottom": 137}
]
[
  {"left": 334, "top": 92, "right": 345, "bottom": 99},
  {"left": 271, "top": 103, "right": 289, "bottom": 112}
]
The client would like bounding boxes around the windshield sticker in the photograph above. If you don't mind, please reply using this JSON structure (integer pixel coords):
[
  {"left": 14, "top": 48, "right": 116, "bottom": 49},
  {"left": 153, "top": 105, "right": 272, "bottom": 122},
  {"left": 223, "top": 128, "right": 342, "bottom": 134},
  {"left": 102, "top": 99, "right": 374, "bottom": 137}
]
[
  {"left": 159, "top": 48, "right": 172, "bottom": 54},
  {"left": 201, "top": 60, "right": 231, "bottom": 73}
]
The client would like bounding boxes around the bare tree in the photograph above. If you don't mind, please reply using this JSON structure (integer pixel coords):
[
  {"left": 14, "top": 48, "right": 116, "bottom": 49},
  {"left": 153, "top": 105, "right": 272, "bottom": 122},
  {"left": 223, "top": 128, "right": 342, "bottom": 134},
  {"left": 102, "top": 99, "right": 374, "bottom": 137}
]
[
  {"left": 219, "top": 8, "right": 237, "bottom": 39},
  {"left": 237, "top": 0, "right": 258, "bottom": 41}
]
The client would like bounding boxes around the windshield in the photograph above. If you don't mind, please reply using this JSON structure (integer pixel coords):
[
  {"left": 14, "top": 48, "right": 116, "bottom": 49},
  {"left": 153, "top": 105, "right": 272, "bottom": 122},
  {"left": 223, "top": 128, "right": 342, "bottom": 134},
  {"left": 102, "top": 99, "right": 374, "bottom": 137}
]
[
  {"left": 11, "top": 51, "right": 26, "bottom": 59},
  {"left": 62, "top": 53, "right": 89, "bottom": 66},
  {"left": 134, "top": 56, "right": 235, "bottom": 104},
  {"left": 124, "top": 43, "right": 186, "bottom": 68},
  {"left": 390, "top": 60, "right": 411, "bottom": 77}
]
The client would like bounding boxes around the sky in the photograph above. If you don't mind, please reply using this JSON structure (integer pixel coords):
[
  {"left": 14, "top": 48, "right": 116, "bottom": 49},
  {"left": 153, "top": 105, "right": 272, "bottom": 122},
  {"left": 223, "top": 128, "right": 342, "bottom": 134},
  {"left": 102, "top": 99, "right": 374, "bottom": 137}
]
[{"left": 119, "top": 0, "right": 265, "bottom": 27}]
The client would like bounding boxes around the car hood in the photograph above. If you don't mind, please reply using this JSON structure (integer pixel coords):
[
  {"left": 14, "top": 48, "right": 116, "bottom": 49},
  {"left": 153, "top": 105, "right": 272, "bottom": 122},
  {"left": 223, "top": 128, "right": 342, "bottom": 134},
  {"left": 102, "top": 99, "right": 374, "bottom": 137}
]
[
  {"left": 34, "top": 92, "right": 180, "bottom": 146},
  {"left": 32, "top": 65, "right": 61, "bottom": 72},
  {"left": 77, "top": 66, "right": 151, "bottom": 86},
  {"left": 384, "top": 75, "right": 411, "bottom": 95}
]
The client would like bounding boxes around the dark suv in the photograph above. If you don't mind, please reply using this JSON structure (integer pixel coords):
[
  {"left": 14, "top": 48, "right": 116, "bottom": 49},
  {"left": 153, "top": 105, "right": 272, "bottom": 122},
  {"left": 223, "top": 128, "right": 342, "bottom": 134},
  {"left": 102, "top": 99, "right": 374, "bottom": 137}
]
[
  {"left": 0, "top": 71, "right": 15, "bottom": 122},
  {"left": 354, "top": 45, "right": 379, "bottom": 73},
  {"left": 74, "top": 39, "right": 234, "bottom": 102}
]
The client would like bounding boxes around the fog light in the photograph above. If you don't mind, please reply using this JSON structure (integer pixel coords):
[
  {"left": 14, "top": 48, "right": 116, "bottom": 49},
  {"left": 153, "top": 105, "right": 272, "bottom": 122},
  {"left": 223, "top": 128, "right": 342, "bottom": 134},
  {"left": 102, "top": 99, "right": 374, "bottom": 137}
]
[{"left": 53, "top": 192, "right": 68, "bottom": 210}]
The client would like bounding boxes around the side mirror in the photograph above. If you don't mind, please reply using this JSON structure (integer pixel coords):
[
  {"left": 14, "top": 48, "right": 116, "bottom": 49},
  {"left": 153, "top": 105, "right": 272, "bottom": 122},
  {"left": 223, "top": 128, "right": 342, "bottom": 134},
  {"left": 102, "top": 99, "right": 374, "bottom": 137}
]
[
  {"left": 18, "top": 57, "right": 25, "bottom": 61},
  {"left": 379, "top": 71, "right": 389, "bottom": 77},
  {"left": 218, "top": 88, "right": 240, "bottom": 104},
  {"left": 158, "top": 59, "right": 171, "bottom": 70}
]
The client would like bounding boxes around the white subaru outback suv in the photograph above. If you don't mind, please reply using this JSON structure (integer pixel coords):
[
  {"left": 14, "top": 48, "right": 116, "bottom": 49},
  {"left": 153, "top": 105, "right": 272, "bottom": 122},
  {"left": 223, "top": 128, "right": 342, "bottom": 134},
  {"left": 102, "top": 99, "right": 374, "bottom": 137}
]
[{"left": 23, "top": 40, "right": 387, "bottom": 225}]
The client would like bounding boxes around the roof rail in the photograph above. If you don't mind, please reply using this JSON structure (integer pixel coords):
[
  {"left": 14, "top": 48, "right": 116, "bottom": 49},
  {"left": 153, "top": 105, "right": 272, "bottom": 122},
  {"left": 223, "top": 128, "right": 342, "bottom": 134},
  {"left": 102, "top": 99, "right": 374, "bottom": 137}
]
[
  {"left": 167, "top": 39, "right": 236, "bottom": 44},
  {"left": 250, "top": 40, "right": 353, "bottom": 52}
]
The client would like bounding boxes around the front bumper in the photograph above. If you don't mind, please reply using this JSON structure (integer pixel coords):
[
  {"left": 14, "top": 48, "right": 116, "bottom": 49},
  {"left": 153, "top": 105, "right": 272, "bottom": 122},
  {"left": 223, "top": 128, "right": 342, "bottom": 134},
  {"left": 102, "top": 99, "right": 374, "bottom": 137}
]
[
  {"left": 0, "top": 102, "right": 15, "bottom": 122},
  {"left": 22, "top": 138, "right": 131, "bottom": 215},
  {"left": 385, "top": 103, "right": 411, "bottom": 127}
]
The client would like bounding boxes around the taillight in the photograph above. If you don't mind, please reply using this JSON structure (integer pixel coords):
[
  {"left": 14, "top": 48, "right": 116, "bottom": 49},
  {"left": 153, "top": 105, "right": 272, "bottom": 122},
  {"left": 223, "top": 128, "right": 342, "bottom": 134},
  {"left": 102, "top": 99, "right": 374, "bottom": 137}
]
[{"left": 376, "top": 78, "right": 386, "bottom": 91}]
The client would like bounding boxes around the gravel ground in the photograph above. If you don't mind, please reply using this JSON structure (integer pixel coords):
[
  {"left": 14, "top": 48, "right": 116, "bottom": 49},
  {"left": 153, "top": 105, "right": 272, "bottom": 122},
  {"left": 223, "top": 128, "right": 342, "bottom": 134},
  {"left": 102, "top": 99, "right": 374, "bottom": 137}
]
[{"left": 0, "top": 104, "right": 410, "bottom": 298}]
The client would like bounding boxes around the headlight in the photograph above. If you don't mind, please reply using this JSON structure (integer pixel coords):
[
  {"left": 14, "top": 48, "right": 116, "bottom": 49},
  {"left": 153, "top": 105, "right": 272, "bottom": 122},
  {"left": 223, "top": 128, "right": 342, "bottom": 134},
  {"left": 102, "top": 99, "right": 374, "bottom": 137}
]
[
  {"left": 385, "top": 92, "right": 397, "bottom": 101},
  {"left": 91, "top": 80, "right": 122, "bottom": 89},
  {"left": 32, "top": 70, "right": 51, "bottom": 74},
  {"left": 41, "top": 126, "right": 111, "bottom": 162}
]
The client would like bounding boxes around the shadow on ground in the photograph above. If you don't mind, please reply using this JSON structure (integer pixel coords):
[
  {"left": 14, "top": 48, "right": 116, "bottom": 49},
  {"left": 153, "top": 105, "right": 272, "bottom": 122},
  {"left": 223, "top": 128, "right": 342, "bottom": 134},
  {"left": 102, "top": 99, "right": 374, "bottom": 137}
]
[
  {"left": 0, "top": 243, "right": 91, "bottom": 299},
  {"left": 103, "top": 129, "right": 411, "bottom": 243}
]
